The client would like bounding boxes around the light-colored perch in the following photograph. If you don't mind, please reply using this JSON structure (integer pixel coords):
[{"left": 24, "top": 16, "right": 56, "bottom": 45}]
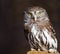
[{"left": 27, "top": 50, "right": 54, "bottom": 54}]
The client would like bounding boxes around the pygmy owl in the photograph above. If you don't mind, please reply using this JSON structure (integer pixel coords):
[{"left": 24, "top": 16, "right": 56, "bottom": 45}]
[{"left": 24, "top": 6, "right": 59, "bottom": 54}]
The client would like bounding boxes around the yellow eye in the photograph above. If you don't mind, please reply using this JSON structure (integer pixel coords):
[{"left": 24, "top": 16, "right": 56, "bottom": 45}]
[
  {"left": 28, "top": 13, "right": 32, "bottom": 18},
  {"left": 28, "top": 13, "right": 32, "bottom": 17},
  {"left": 38, "top": 12, "right": 41, "bottom": 15},
  {"left": 28, "top": 14, "right": 31, "bottom": 16},
  {"left": 37, "top": 12, "right": 42, "bottom": 17}
]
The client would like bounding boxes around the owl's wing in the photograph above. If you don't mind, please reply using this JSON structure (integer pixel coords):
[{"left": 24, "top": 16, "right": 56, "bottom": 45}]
[
  {"left": 49, "top": 22, "right": 56, "bottom": 36},
  {"left": 24, "top": 29, "right": 29, "bottom": 40},
  {"left": 45, "top": 22, "right": 56, "bottom": 36}
]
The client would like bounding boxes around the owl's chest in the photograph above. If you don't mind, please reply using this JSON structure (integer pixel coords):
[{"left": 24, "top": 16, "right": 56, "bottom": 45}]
[
  {"left": 30, "top": 24, "right": 43, "bottom": 42},
  {"left": 31, "top": 24, "right": 40, "bottom": 36},
  {"left": 30, "top": 24, "right": 57, "bottom": 43}
]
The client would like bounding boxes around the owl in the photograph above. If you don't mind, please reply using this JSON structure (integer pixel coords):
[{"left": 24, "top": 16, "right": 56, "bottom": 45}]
[{"left": 24, "top": 6, "right": 59, "bottom": 54}]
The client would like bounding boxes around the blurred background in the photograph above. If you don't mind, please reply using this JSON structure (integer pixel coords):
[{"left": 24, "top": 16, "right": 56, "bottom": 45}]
[{"left": 0, "top": 0, "right": 60, "bottom": 54}]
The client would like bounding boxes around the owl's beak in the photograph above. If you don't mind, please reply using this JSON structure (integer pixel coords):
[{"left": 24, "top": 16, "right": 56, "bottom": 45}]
[
  {"left": 32, "top": 17, "right": 37, "bottom": 21},
  {"left": 35, "top": 18, "right": 37, "bottom": 21}
]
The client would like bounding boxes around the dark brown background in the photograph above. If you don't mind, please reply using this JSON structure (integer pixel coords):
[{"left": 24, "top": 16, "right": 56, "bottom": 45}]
[{"left": 0, "top": 0, "right": 60, "bottom": 54}]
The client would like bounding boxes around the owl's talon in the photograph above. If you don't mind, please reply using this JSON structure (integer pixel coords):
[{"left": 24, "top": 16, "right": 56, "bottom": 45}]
[
  {"left": 31, "top": 48, "right": 36, "bottom": 51},
  {"left": 38, "top": 49, "right": 40, "bottom": 51}
]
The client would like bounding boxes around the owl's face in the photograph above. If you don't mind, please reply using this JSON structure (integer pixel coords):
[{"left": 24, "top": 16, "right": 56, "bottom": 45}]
[
  {"left": 24, "top": 7, "right": 49, "bottom": 29},
  {"left": 24, "top": 7, "right": 49, "bottom": 22}
]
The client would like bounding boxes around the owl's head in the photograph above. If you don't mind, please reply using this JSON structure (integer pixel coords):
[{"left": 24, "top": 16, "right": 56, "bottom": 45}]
[{"left": 24, "top": 6, "right": 49, "bottom": 29}]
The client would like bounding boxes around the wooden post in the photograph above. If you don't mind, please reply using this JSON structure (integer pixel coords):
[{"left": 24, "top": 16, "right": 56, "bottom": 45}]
[{"left": 27, "top": 50, "right": 54, "bottom": 54}]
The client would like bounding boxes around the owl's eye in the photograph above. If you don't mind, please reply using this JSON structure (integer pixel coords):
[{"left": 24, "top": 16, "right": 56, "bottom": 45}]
[
  {"left": 37, "top": 12, "right": 42, "bottom": 17},
  {"left": 38, "top": 12, "right": 41, "bottom": 15},
  {"left": 26, "top": 12, "right": 32, "bottom": 18},
  {"left": 24, "top": 11, "right": 32, "bottom": 19},
  {"left": 37, "top": 10, "right": 44, "bottom": 15},
  {"left": 28, "top": 13, "right": 32, "bottom": 18},
  {"left": 36, "top": 12, "right": 41, "bottom": 18}
]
